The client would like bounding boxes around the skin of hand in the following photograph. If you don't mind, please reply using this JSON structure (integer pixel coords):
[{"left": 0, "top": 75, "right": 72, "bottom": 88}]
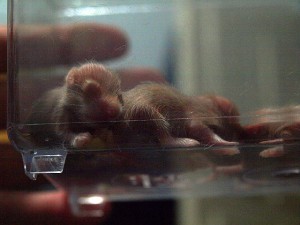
[{"left": 0, "top": 23, "right": 165, "bottom": 224}]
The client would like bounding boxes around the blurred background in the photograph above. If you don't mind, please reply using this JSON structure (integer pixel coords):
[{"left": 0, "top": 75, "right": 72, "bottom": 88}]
[
  {"left": 2, "top": 0, "right": 300, "bottom": 224},
  {"left": 10, "top": 0, "right": 300, "bottom": 120}
]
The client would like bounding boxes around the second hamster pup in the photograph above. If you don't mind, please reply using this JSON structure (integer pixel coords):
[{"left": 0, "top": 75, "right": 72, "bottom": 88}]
[{"left": 114, "top": 83, "right": 242, "bottom": 148}]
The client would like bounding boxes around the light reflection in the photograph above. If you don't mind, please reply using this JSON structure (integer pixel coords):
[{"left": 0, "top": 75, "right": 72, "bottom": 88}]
[
  {"left": 77, "top": 195, "right": 104, "bottom": 205},
  {"left": 63, "top": 4, "right": 168, "bottom": 17}
]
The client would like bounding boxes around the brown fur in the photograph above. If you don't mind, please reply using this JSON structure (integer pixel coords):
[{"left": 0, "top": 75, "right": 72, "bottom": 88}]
[
  {"left": 27, "top": 63, "right": 123, "bottom": 149},
  {"left": 114, "top": 83, "right": 242, "bottom": 148}
]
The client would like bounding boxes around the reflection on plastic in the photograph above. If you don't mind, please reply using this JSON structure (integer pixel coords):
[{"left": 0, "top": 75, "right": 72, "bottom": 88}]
[
  {"left": 70, "top": 192, "right": 106, "bottom": 217},
  {"left": 78, "top": 195, "right": 104, "bottom": 205},
  {"left": 243, "top": 166, "right": 300, "bottom": 186},
  {"left": 21, "top": 150, "right": 67, "bottom": 180}
]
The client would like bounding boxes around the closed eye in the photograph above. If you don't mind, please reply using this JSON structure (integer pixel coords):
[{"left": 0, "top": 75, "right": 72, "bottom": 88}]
[{"left": 118, "top": 94, "right": 124, "bottom": 105}]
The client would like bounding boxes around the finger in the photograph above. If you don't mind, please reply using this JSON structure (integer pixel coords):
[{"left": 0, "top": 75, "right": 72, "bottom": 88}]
[
  {"left": 0, "top": 138, "right": 52, "bottom": 189},
  {"left": 0, "top": 74, "right": 7, "bottom": 129},
  {"left": 1, "top": 23, "right": 128, "bottom": 72},
  {"left": 0, "top": 190, "right": 110, "bottom": 225},
  {"left": 58, "top": 23, "right": 128, "bottom": 64},
  {"left": 0, "top": 26, "right": 6, "bottom": 73},
  {"left": 117, "top": 67, "right": 167, "bottom": 91}
]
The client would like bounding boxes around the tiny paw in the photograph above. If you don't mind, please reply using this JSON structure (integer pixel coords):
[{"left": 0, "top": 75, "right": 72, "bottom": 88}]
[
  {"left": 259, "top": 138, "right": 284, "bottom": 145},
  {"left": 259, "top": 146, "right": 285, "bottom": 158},
  {"left": 210, "top": 134, "right": 239, "bottom": 146},
  {"left": 161, "top": 137, "right": 200, "bottom": 148},
  {"left": 71, "top": 132, "right": 92, "bottom": 148}
]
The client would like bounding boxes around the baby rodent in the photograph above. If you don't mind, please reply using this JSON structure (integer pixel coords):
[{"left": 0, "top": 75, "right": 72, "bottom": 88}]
[
  {"left": 27, "top": 63, "right": 123, "bottom": 149},
  {"left": 114, "top": 83, "right": 243, "bottom": 148},
  {"left": 28, "top": 63, "right": 242, "bottom": 149}
]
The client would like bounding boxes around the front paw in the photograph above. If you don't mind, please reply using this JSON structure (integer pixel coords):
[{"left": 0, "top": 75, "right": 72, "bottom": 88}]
[
  {"left": 71, "top": 132, "right": 92, "bottom": 148},
  {"left": 161, "top": 137, "right": 200, "bottom": 148}
]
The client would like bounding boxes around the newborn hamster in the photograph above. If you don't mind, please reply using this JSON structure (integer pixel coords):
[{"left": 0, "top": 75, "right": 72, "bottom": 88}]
[
  {"left": 115, "top": 83, "right": 243, "bottom": 148},
  {"left": 27, "top": 63, "right": 123, "bottom": 149}
]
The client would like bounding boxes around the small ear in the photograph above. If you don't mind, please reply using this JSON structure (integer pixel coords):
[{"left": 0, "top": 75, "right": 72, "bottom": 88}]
[
  {"left": 65, "top": 68, "right": 78, "bottom": 87},
  {"left": 82, "top": 80, "right": 102, "bottom": 98}
]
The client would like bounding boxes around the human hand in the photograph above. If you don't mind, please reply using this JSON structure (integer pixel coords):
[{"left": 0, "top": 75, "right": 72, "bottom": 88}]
[
  {"left": 0, "top": 23, "right": 165, "bottom": 224},
  {"left": 242, "top": 106, "right": 300, "bottom": 158}
]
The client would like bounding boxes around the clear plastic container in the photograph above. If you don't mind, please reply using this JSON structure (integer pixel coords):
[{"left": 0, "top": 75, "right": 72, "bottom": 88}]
[{"left": 7, "top": 0, "right": 300, "bottom": 217}]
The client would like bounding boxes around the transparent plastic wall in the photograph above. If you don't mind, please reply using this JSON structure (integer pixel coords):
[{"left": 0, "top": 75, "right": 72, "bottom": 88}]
[{"left": 7, "top": 0, "right": 300, "bottom": 216}]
